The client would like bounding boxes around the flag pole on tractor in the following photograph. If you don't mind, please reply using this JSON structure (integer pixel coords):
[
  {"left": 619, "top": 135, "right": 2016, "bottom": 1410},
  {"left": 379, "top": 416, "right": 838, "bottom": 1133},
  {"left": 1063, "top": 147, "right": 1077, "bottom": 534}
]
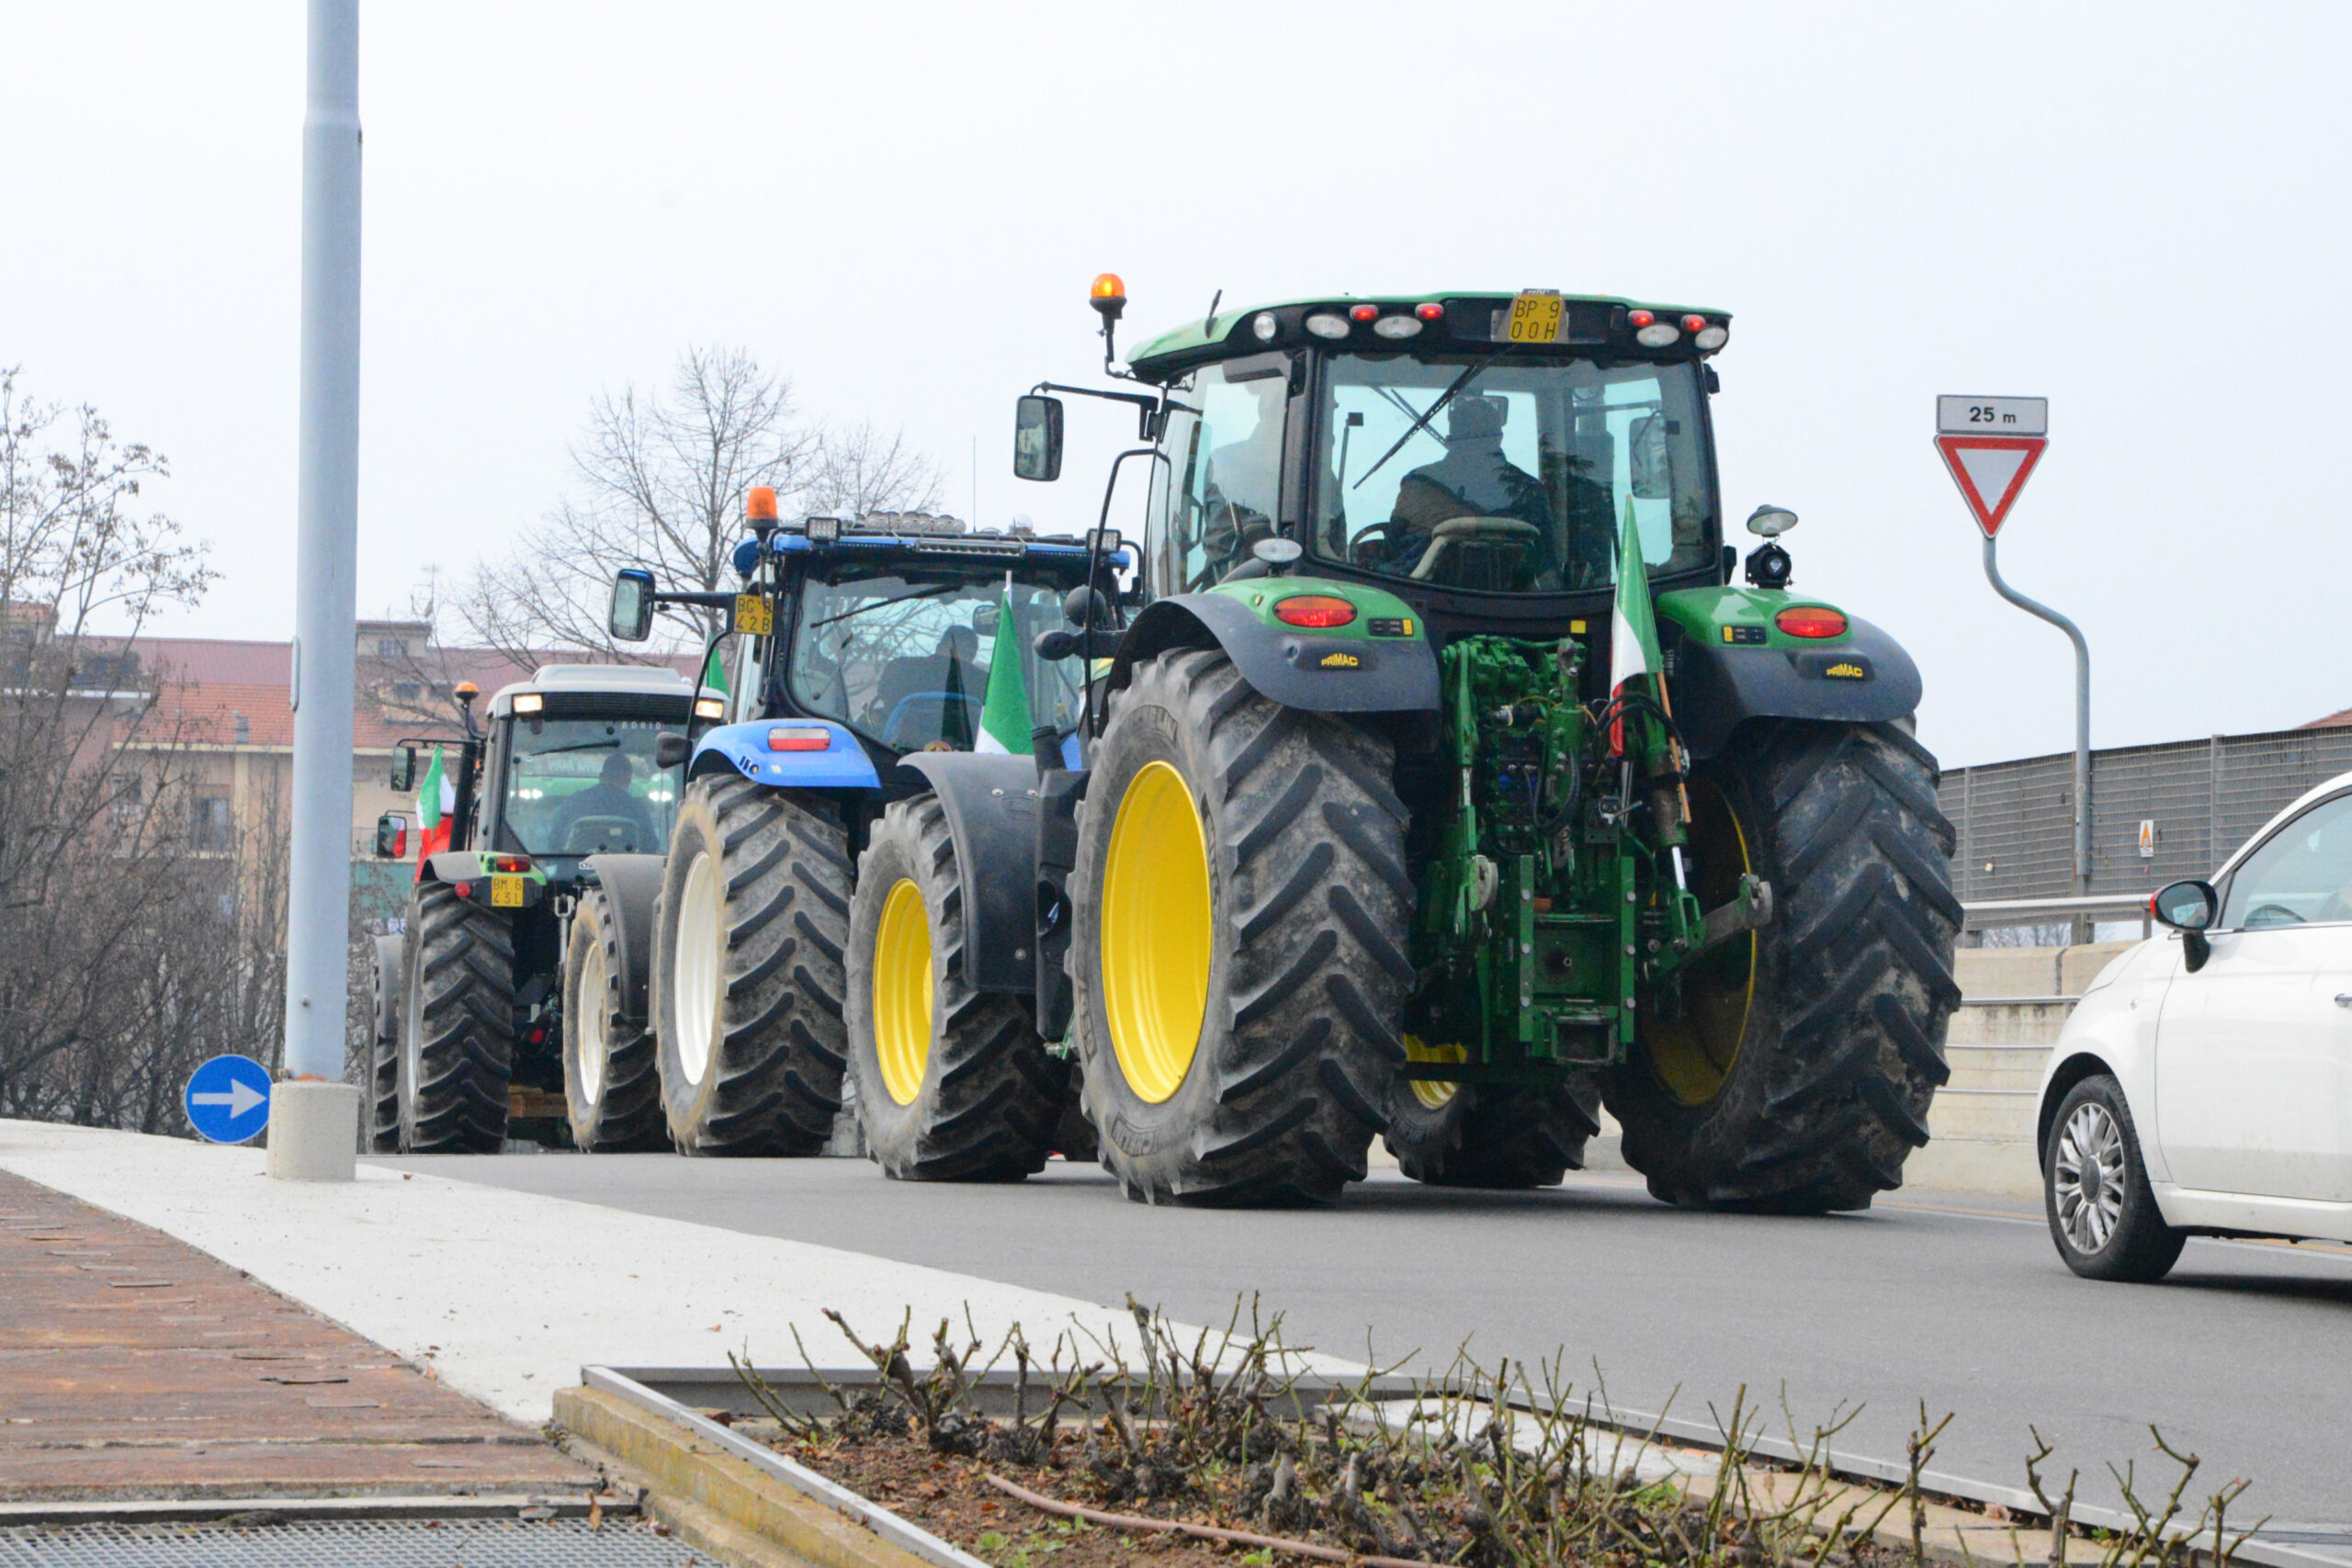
[
  {"left": 1610, "top": 498, "right": 1692, "bottom": 892},
  {"left": 413, "top": 745, "right": 455, "bottom": 875},
  {"left": 976, "top": 572, "right": 1033, "bottom": 756}
]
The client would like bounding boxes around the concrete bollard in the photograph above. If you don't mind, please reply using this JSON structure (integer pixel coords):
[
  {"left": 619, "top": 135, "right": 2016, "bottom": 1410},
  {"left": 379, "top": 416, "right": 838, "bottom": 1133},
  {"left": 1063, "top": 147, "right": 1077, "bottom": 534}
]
[{"left": 266, "top": 1080, "right": 361, "bottom": 1181}]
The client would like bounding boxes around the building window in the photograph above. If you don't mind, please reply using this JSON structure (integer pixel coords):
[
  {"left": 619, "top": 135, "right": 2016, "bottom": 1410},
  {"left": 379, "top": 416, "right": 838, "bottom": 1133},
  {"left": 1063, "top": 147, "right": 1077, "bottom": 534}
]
[
  {"left": 391, "top": 682, "right": 422, "bottom": 703},
  {"left": 191, "top": 795, "right": 232, "bottom": 852},
  {"left": 233, "top": 712, "right": 250, "bottom": 745},
  {"left": 377, "top": 637, "right": 406, "bottom": 659}
]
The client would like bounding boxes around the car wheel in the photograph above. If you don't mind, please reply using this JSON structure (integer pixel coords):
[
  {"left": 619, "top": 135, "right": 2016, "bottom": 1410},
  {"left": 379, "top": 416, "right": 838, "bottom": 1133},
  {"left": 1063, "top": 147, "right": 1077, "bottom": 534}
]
[{"left": 2044, "top": 1075, "right": 2186, "bottom": 1282}]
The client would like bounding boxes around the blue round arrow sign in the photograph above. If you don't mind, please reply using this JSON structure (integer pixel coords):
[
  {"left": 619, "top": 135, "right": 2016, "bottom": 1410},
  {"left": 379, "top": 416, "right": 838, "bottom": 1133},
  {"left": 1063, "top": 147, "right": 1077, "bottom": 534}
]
[{"left": 184, "top": 1055, "right": 272, "bottom": 1144}]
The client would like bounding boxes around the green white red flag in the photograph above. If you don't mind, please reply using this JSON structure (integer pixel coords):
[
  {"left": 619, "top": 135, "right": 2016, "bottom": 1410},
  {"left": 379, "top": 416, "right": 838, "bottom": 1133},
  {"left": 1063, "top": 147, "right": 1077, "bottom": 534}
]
[
  {"left": 414, "top": 745, "right": 455, "bottom": 873},
  {"left": 975, "top": 577, "right": 1033, "bottom": 756},
  {"left": 1609, "top": 497, "right": 1664, "bottom": 755}
]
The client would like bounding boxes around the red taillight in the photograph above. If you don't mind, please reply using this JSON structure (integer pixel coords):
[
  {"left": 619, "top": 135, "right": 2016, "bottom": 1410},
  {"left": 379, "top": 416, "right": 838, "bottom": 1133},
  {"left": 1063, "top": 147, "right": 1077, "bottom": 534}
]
[
  {"left": 768, "top": 726, "right": 831, "bottom": 751},
  {"left": 528, "top": 1029, "right": 546, "bottom": 1045},
  {"left": 1273, "top": 594, "right": 1357, "bottom": 629},
  {"left": 1349, "top": 303, "right": 1379, "bottom": 322},
  {"left": 1775, "top": 606, "right": 1849, "bottom": 638},
  {"left": 492, "top": 854, "right": 530, "bottom": 874},
  {"left": 453, "top": 881, "right": 472, "bottom": 899},
  {"left": 1627, "top": 309, "right": 1657, "bottom": 328},
  {"left": 1680, "top": 314, "right": 1708, "bottom": 333},
  {"left": 1415, "top": 301, "right": 1444, "bottom": 321}
]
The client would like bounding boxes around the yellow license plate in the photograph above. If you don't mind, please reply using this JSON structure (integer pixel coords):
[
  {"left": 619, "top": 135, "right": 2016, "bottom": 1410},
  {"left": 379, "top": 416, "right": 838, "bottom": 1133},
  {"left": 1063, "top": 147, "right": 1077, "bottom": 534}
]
[
  {"left": 1500, "top": 290, "right": 1567, "bottom": 344},
  {"left": 491, "top": 874, "right": 526, "bottom": 908},
  {"left": 733, "top": 593, "right": 773, "bottom": 636}
]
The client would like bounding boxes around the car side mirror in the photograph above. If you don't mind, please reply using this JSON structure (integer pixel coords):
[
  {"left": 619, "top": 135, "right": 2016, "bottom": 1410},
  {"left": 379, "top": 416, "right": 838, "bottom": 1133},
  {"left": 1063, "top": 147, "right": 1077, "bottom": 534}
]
[
  {"left": 2152, "top": 878, "right": 2217, "bottom": 972},
  {"left": 653, "top": 731, "right": 692, "bottom": 770},
  {"left": 389, "top": 744, "right": 416, "bottom": 792},
  {"left": 609, "top": 568, "right": 656, "bottom": 642},
  {"left": 1013, "top": 394, "right": 1064, "bottom": 482},
  {"left": 374, "top": 811, "right": 408, "bottom": 860}
]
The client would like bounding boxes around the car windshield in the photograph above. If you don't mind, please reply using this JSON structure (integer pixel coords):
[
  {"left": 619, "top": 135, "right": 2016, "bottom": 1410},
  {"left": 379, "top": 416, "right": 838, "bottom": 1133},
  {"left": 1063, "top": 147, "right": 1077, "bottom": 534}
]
[
  {"left": 786, "top": 569, "right": 1086, "bottom": 751},
  {"left": 1311, "top": 354, "right": 1714, "bottom": 593},
  {"left": 499, "top": 716, "right": 680, "bottom": 858}
]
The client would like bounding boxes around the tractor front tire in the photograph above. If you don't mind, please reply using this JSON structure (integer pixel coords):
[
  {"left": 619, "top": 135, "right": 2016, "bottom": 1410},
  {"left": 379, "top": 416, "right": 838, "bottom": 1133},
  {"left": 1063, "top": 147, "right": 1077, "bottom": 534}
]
[
  {"left": 368, "top": 932, "right": 405, "bottom": 1154},
  {"left": 397, "top": 883, "right": 514, "bottom": 1154},
  {"left": 563, "top": 884, "right": 668, "bottom": 1152},
  {"left": 1385, "top": 1074, "right": 1603, "bottom": 1189},
  {"left": 1605, "top": 720, "right": 1961, "bottom": 1213},
  {"left": 846, "top": 795, "right": 1069, "bottom": 1180},
  {"left": 652, "top": 776, "right": 849, "bottom": 1156},
  {"left": 1071, "top": 648, "right": 1409, "bottom": 1206}
]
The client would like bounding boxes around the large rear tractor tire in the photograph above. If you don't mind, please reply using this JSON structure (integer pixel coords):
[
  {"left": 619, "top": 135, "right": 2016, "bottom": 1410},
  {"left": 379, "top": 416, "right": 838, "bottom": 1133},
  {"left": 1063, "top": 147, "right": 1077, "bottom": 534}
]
[
  {"left": 1385, "top": 1062, "right": 1603, "bottom": 1189},
  {"left": 652, "top": 776, "right": 850, "bottom": 1156},
  {"left": 368, "top": 932, "right": 405, "bottom": 1154},
  {"left": 1605, "top": 720, "right": 1961, "bottom": 1213},
  {"left": 845, "top": 795, "right": 1069, "bottom": 1180},
  {"left": 563, "top": 884, "right": 669, "bottom": 1151},
  {"left": 1071, "top": 648, "right": 1410, "bottom": 1206},
  {"left": 397, "top": 882, "right": 514, "bottom": 1154}
]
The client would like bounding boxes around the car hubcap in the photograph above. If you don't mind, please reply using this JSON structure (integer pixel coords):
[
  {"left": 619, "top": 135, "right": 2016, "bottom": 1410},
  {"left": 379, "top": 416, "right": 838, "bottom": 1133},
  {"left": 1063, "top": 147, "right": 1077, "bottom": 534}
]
[
  {"left": 2054, "top": 1100, "right": 2128, "bottom": 1253},
  {"left": 1101, "top": 760, "right": 1212, "bottom": 1104},
  {"left": 873, "top": 878, "right": 933, "bottom": 1106},
  {"left": 576, "top": 940, "right": 609, "bottom": 1104},
  {"left": 674, "top": 851, "right": 722, "bottom": 1086}
]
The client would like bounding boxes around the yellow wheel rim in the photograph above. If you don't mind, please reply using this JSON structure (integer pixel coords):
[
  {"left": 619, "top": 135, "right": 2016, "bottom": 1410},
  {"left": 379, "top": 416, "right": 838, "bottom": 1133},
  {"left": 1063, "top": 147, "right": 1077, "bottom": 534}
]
[
  {"left": 872, "top": 878, "right": 933, "bottom": 1106},
  {"left": 1640, "top": 776, "right": 1756, "bottom": 1107},
  {"left": 1101, "top": 760, "right": 1212, "bottom": 1104},
  {"left": 1403, "top": 1036, "right": 1466, "bottom": 1110}
]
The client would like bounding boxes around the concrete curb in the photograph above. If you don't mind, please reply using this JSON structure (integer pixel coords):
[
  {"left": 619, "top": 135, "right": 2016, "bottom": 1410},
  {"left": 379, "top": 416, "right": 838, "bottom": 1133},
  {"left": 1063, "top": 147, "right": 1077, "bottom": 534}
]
[{"left": 555, "top": 1377, "right": 984, "bottom": 1568}]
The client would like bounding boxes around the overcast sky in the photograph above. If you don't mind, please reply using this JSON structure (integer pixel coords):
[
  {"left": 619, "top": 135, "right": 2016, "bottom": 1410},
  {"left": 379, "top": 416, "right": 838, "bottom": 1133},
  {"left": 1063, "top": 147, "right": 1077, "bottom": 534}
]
[{"left": 5, "top": 2, "right": 2346, "bottom": 767}]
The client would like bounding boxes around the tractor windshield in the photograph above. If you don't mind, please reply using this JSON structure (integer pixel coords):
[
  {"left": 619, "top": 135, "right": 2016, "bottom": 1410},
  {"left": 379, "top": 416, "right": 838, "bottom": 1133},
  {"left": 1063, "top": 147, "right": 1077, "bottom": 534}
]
[
  {"left": 498, "top": 716, "right": 680, "bottom": 858},
  {"left": 1311, "top": 355, "right": 1714, "bottom": 593},
  {"left": 786, "top": 568, "right": 1085, "bottom": 751}
]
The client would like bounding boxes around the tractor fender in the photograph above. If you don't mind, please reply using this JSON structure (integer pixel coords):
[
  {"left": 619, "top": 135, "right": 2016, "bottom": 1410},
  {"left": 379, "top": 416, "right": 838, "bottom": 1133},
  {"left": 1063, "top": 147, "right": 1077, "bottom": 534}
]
[
  {"left": 1110, "top": 593, "right": 1441, "bottom": 714},
  {"left": 1668, "top": 613, "right": 1923, "bottom": 758},
  {"left": 686, "top": 718, "right": 882, "bottom": 790},
  {"left": 577, "top": 852, "right": 665, "bottom": 1023},
  {"left": 421, "top": 850, "right": 484, "bottom": 885},
  {"left": 890, "top": 750, "right": 1041, "bottom": 995}
]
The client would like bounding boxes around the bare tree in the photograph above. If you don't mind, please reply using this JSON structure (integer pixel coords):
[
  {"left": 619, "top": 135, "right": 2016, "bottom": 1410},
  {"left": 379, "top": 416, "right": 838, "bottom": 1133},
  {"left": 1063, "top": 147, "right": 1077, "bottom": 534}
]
[{"left": 456, "top": 345, "right": 942, "bottom": 662}]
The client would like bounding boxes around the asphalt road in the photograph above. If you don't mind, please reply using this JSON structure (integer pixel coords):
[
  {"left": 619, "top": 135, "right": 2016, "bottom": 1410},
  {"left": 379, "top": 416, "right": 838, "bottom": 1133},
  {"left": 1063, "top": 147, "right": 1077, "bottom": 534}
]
[{"left": 383, "top": 1152, "right": 2352, "bottom": 1529}]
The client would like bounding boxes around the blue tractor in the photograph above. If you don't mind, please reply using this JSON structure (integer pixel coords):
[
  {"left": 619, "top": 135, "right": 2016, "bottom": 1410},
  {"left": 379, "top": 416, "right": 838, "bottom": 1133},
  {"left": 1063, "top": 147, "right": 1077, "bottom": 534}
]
[{"left": 597, "top": 496, "right": 1120, "bottom": 1159}]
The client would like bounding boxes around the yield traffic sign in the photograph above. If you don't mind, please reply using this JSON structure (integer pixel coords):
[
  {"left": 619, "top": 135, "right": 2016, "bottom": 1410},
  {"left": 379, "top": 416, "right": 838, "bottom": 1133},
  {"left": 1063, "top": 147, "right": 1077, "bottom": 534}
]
[
  {"left": 1936, "top": 434, "right": 2047, "bottom": 538},
  {"left": 184, "top": 1055, "right": 272, "bottom": 1144}
]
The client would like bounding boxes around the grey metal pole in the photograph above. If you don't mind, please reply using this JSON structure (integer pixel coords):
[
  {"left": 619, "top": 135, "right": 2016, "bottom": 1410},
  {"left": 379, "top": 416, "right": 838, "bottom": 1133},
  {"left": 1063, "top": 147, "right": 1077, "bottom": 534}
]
[
  {"left": 1982, "top": 535, "right": 2091, "bottom": 938},
  {"left": 280, "top": 0, "right": 361, "bottom": 1086}
]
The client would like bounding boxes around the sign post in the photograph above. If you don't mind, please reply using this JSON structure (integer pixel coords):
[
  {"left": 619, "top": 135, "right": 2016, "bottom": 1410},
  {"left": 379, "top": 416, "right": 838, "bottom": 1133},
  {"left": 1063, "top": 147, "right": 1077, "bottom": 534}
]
[{"left": 1937, "top": 397, "right": 2092, "bottom": 933}]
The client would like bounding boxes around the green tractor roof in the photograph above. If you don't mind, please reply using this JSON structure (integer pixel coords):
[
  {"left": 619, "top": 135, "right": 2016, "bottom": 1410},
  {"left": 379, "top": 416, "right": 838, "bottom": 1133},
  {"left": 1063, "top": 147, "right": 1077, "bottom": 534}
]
[{"left": 1123, "top": 291, "right": 1732, "bottom": 379}]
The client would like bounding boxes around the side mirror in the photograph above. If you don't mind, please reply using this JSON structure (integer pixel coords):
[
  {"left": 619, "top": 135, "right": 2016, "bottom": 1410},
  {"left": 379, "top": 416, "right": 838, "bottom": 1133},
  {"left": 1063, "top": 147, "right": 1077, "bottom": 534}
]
[
  {"left": 972, "top": 603, "right": 1001, "bottom": 637},
  {"left": 2153, "top": 878, "right": 2218, "bottom": 973},
  {"left": 1013, "top": 394, "right": 1065, "bottom": 482},
  {"left": 653, "top": 731, "right": 692, "bottom": 770},
  {"left": 374, "top": 811, "right": 408, "bottom": 860},
  {"left": 389, "top": 744, "right": 417, "bottom": 792},
  {"left": 1628, "top": 413, "right": 1672, "bottom": 501},
  {"left": 609, "top": 568, "right": 657, "bottom": 642}
]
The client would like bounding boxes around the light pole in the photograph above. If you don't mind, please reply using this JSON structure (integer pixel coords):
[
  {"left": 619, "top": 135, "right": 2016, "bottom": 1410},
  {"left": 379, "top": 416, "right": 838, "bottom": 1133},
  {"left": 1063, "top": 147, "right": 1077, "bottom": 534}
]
[{"left": 270, "top": 0, "right": 363, "bottom": 1180}]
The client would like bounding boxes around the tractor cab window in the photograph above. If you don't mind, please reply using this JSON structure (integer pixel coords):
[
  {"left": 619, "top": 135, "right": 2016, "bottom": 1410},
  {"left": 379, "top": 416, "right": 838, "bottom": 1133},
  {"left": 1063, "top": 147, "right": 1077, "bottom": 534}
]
[
  {"left": 786, "top": 570, "right": 1086, "bottom": 751},
  {"left": 1147, "top": 358, "right": 1289, "bottom": 593},
  {"left": 496, "top": 717, "right": 680, "bottom": 859},
  {"left": 1312, "top": 355, "right": 1714, "bottom": 593}
]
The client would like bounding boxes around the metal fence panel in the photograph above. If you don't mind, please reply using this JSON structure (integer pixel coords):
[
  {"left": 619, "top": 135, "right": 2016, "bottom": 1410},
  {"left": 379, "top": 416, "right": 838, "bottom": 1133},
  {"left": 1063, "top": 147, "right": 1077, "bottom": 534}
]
[{"left": 1939, "top": 725, "right": 2352, "bottom": 901}]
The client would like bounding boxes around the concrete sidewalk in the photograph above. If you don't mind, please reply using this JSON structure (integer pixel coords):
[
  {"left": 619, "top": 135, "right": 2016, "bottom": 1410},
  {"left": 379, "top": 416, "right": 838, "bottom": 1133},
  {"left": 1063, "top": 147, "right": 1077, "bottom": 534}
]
[{"left": 0, "top": 1122, "right": 1226, "bottom": 1431}]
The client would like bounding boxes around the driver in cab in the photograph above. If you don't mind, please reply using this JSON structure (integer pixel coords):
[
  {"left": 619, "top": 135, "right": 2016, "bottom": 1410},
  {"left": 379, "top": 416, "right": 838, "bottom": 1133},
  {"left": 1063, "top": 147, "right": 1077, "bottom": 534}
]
[
  {"left": 1377, "top": 395, "right": 1603, "bottom": 590},
  {"left": 552, "top": 750, "right": 657, "bottom": 853}
]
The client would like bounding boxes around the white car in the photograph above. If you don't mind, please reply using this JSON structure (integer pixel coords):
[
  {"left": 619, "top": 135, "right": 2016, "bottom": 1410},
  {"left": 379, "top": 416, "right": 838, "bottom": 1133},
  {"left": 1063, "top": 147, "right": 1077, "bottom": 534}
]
[{"left": 2038, "top": 772, "right": 2352, "bottom": 1281}]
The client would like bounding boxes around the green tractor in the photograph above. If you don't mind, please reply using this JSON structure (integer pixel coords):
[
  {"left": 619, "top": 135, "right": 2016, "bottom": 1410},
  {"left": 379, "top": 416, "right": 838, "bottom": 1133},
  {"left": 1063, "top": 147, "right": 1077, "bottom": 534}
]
[
  {"left": 843, "top": 280, "right": 1960, "bottom": 1211},
  {"left": 368, "top": 664, "right": 719, "bottom": 1153}
]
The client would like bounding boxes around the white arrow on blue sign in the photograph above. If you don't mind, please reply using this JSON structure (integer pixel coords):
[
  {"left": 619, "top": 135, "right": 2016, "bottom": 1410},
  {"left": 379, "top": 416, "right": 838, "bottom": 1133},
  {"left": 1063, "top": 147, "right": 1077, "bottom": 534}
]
[{"left": 184, "top": 1055, "right": 273, "bottom": 1144}]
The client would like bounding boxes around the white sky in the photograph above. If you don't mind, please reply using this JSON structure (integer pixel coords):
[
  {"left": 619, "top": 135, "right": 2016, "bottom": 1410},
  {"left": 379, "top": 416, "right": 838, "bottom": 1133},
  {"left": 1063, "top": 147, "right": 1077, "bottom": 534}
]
[{"left": 4, "top": 2, "right": 2346, "bottom": 768}]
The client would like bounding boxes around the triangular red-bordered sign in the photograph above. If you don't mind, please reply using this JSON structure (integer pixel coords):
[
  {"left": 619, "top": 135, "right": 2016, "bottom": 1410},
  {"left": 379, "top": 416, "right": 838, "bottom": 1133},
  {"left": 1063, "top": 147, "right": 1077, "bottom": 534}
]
[{"left": 1935, "top": 434, "right": 2047, "bottom": 537}]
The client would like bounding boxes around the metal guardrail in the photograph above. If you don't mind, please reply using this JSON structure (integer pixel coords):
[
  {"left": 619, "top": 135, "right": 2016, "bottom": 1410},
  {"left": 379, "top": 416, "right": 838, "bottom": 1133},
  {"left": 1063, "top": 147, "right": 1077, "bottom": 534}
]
[{"left": 1961, "top": 892, "right": 2152, "bottom": 938}]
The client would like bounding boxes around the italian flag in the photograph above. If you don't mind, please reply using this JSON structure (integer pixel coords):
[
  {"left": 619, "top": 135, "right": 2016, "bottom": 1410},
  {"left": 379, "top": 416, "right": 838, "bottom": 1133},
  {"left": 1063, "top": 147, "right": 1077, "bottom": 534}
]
[
  {"left": 974, "top": 578, "right": 1033, "bottom": 755},
  {"left": 414, "top": 744, "right": 456, "bottom": 876},
  {"left": 1609, "top": 496, "right": 1664, "bottom": 755}
]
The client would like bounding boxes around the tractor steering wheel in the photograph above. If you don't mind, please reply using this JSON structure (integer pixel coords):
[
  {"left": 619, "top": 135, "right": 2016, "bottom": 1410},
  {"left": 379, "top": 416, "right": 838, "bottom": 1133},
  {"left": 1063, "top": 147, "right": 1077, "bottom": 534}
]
[{"left": 1409, "top": 516, "right": 1544, "bottom": 581}]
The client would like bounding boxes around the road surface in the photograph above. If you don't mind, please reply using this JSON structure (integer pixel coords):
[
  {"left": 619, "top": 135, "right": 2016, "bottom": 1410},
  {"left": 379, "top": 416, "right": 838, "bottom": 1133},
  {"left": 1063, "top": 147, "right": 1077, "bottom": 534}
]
[{"left": 383, "top": 1153, "right": 2352, "bottom": 1533}]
